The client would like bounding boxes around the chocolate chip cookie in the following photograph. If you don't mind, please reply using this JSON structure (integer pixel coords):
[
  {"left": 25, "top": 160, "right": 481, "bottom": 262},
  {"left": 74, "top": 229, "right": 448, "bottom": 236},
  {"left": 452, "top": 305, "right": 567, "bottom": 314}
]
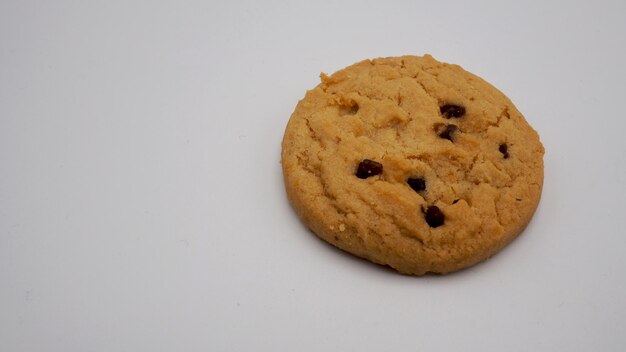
[{"left": 281, "top": 55, "right": 544, "bottom": 275}]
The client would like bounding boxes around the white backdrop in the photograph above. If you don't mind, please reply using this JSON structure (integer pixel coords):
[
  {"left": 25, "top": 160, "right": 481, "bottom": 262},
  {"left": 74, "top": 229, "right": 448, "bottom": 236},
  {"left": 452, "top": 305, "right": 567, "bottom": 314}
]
[{"left": 2, "top": 1, "right": 625, "bottom": 351}]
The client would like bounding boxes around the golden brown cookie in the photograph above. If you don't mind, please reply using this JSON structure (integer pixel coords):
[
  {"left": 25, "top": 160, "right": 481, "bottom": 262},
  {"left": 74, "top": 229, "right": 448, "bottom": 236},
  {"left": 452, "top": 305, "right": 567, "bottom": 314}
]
[{"left": 281, "top": 55, "right": 544, "bottom": 275}]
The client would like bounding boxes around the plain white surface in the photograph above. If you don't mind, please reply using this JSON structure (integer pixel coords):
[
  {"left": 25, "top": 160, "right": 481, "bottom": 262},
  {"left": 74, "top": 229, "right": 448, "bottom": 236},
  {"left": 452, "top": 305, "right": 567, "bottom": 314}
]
[{"left": 2, "top": 0, "right": 625, "bottom": 351}]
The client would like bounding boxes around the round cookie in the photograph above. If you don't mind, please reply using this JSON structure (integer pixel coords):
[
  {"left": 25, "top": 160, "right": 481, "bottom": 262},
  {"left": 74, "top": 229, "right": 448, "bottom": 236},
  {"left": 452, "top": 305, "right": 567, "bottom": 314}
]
[{"left": 281, "top": 55, "right": 544, "bottom": 275}]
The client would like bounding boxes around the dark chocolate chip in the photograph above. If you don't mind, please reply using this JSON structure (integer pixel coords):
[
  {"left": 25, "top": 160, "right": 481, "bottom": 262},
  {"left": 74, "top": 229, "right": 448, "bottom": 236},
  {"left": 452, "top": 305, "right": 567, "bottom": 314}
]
[
  {"left": 440, "top": 104, "right": 466, "bottom": 118},
  {"left": 339, "top": 102, "right": 359, "bottom": 116},
  {"left": 499, "top": 143, "right": 509, "bottom": 159},
  {"left": 407, "top": 177, "right": 426, "bottom": 193},
  {"left": 424, "top": 205, "right": 445, "bottom": 228},
  {"left": 434, "top": 123, "right": 459, "bottom": 141},
  {"left": 356, "top": 159, "right": 383, "bottom": 179},
  {"left": 452, "top": 199, "right": 460, "bottom": 204}
]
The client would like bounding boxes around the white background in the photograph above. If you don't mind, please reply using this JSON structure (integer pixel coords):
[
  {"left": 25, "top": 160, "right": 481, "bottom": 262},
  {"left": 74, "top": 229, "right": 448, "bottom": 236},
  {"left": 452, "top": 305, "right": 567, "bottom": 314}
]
[{"left": 2, "top": 1, "right": 625, "bottom": 351}]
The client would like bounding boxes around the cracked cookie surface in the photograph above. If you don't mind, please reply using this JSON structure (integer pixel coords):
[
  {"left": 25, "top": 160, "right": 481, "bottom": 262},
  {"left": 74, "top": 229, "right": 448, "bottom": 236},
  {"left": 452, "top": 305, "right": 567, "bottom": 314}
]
[{"left": 281, "top": 55, "right": 544, "bottom": 275}]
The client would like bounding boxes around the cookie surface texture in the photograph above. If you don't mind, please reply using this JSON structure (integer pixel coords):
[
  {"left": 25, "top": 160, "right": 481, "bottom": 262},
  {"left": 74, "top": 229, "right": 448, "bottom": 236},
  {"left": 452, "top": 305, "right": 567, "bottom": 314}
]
[{"left": 281, "top": 55, "right": 544, "bottom": 275}]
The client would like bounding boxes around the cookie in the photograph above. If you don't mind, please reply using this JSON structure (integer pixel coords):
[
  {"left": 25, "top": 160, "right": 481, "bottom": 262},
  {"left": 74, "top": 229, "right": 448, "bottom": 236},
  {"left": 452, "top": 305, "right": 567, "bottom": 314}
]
[{"left": 281, "top": 55, "right": 544, "bottom": 275}]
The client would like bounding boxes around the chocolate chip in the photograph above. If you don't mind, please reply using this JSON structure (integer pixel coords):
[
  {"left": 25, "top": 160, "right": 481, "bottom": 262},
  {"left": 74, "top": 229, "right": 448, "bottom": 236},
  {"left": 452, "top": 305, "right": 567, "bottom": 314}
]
[
  {"left": 499, "top": 143, "right": 509, "bottom": 159},
  {"left": 440, "top": 104, "right": 465, "bottom": 118},
  {"left": 356, "top": 159, "right": 383, "bottom": 179},
  {"left": 407, "top": 177, "right": 426, "bottom": 193},
  {"left": 424, "top": 205, "right": 445, "bottom": 228},
  {"left": 452, "top": 199, "right": 460, "bottom": 204},
  {"left": 434, "top": 123, "right": 459, "bottom": 141},
  {"left": 339, "top": 102, "right": 359, "bottom": 116}
]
